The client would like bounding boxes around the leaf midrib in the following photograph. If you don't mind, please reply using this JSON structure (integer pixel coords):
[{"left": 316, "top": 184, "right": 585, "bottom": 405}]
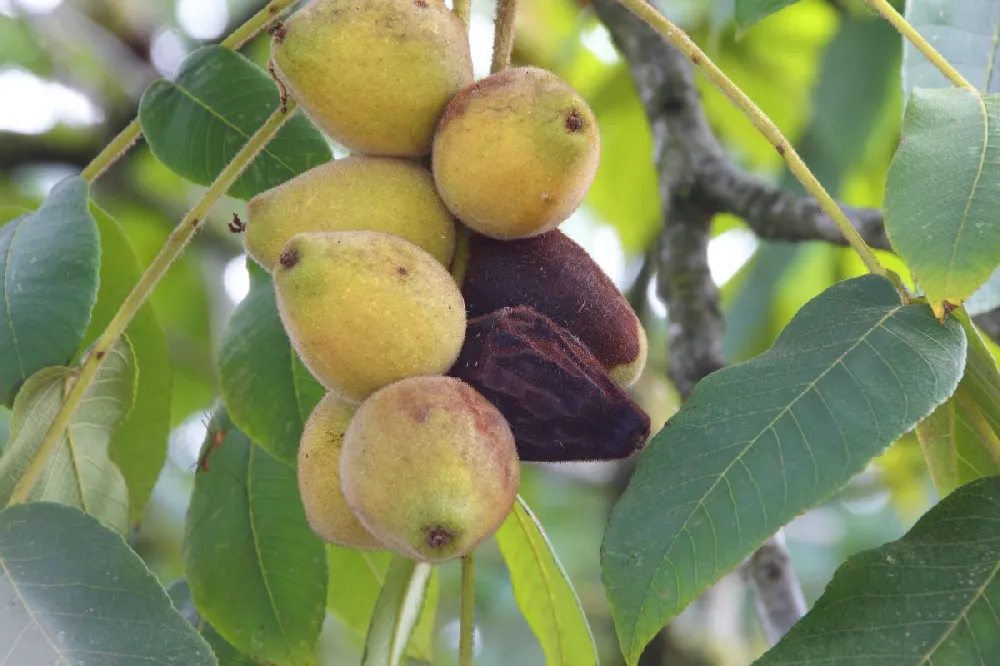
[
  {"left": 918, "top": 557, "right": 1000, "bottom": 664},
  {"left": 628, "top": 304, "right": 902, "bottom": 657},
  {"left": 169, "top": 84, "right": 297, "bottom": 178}
]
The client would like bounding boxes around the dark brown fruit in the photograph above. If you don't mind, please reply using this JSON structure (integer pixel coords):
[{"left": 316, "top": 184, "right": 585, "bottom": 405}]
[
  {"left": 448, "top": 306, "right": 650, "bottom": 462},
  {"left": 461, "top": 230, "right": 647, "bottom": 387}
]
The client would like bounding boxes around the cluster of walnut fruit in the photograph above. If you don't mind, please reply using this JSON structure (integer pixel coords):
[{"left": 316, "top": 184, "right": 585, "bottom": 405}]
[{"left": 243, "top": 0, "right": 650, "bottom": 563}]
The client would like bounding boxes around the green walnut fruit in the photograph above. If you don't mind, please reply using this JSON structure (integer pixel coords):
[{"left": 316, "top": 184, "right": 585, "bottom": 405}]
[
  {"left": 274, "top": 230, "right": 466, "bottom": 402},
  {"left": 340, "top": 376, "right": 519, "bottom": 563},
  {"left": 432, "top": 66, "right": 600, "bottom": 239},
  {"left": 245, "top": 156, "right": 456, "bottom": 271},
  {"left": 298, "top": 393, "right": 383, "bottom": 549},
  {"left": 272, "top": 0, "right": 473, "bottom": 156}
]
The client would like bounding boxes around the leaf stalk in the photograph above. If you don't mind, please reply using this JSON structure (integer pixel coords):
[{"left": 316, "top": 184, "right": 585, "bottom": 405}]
[
  {"left": 865, "top": 0, "right": 977, "bottom": 92},
  {"left": 614, "top": 0, "right": 889, "bottom": 280},
  {"left": 459, "top": 554, "right": 476, "bottom": 666},
  {"left": 8, "top": 103, "right": 298, "bottom": 506},
  {"left": 490, "top": 0, "right": 518, "bottom": 74},
  {"left": 79, "top": 0, "right": 298, "bottom": 183}
]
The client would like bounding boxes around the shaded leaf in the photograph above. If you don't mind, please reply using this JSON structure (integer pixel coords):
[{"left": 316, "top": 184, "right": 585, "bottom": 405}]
[
  {"left": 218, "top": 262, "right": 323, "bottom": 464},
  {"left": 918, "top": 316, "right": 1000, "bottom": 495},
  {"left": 0, "top": 176, "right": 99, "bottom": 405},
  {"left": 82, "top": 204, "right": 171, "bottom": 523},
  {"left": 185, "top": 408, "right": 327, "bottom": 666},
  {"left": 169, "top": 580, "right": 259, "bottom": 666},
  {"left": 496, "top": 496, "right": 599, "bottom": 666},
  {"left": 0, "top": 339, "right": 136, "bottom": 533},
  {"left": 602, "top": 275, "right": 967, "bottom": 664},
  {"left": 884, "top": 88, "right": 1000, "bottom": 318},
  {"left": 0, "top": 405, "right": 9, "bottom": 451},
  {"left": 139, "top": 46, "right": 331, "bottom": 201},
  {"left": 734, "top": 0, "right": 798, "bottom": 29},
  {"left": 361, "top": 554, "right": 433, "bottom": 666},
  {"left": 756, "top": 475, "right": 1000, "bottom": 664},
  {"left": 0, "top": 502, "right": 216, "bottom": 665},
  {"left": 903, "top": 0, "right": 1000, "bottom": 94}
]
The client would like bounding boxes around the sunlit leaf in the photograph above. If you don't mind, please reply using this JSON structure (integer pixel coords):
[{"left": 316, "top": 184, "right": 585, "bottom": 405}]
[
  {"left": 734, "top": 0, "right": 798, "bottom": 30},
  {"left": 496, "top": 496, "right": 599, "bottom": 666},
  {"left": 139, "top": 45, "right": 332, "bottom": 201},
  {"left": 756, "top": 475, "right": 1000, "bottom": 664},
  {"left": 185, "top": 408, "right": 327, "bottom": 666},
  {"left": 219, "top": 262, "right": 323, "bottom": 464},
  {"left": 82, "top": 205, "right": 171, "bottom": 523},
  {"left": 0, "top": 176, "right": 99, "bottom": 405},
  {"left": 361, "top": 554, "right": 433, "bottom": 666},
  {"left": 602, "top": 275, "right": 967, "bottom": 664},
  {"left": 0, "top": 502, "right": 215, "bottom": 665},
  {"left": 0, "top": 339, "right": 136, "bottom": 533},
  {"left": 884, "top": 88, "right": 1000, "bottom": 318}
]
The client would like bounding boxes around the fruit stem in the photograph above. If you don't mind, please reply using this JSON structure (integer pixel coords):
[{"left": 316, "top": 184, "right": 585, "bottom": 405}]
[
  {"left": 490, "top": 0, "right": 518, "bottom": 74},
  {"left": 865, "top": 0, "right": 976, "bottom": 92},
  {"left": 459, "top": 554, "right": 476, "bottom": 666},
  {"left": 454, "top": 0, "right": 472, "bottom": 32},
  {"left": 79, "top": 0, "right": 298, "bottom": 183},
  {"left": 8, "top": 102, "right": 299, "bottom": 506},
  {"left": 615, "top": 0, "right": 890, "bottom": 281}
]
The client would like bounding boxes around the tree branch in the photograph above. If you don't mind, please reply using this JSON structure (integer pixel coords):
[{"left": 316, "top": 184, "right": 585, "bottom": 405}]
[
  {"left": 592, "top": 0, "right": 807, "bottom": 655},
  {"left": 974, "top": 308, "right": 1000, "bottom": 345}
]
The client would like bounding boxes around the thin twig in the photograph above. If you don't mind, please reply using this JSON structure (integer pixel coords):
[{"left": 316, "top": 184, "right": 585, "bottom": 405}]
[
  {"left": 453, "top": 0, "right": 472, "bottom": 32},
  {"left": 490, "top": 0, "right": 518, "bottom": 74},
  {"left": 79, "top": 0, "right": 298, "bottom": 184},
  {"left": 9, "top": 103, "right": 299, "bottom": 505},
  {"left": 865, "top": 0, "right": 976, "bottom": 92},
  {"left": 615, "top": 0, "right": 889, "bottom": 281},
  {"left": 459, "top": 554, "right": 475, "bottom": 666},
  {"left": 591, "top": 0, "right": 809, "bottom": 654}
]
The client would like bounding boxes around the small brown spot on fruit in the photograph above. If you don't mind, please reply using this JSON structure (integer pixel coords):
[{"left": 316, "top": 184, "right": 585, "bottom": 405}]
[
  {"left": 95, "top": 351, "right": 106, "bottom": 361},
  {"left": 397, "top": 265, "right": 408, "bottom": 276},
  {"left": 425, "top": 525, "right": 454, "bottom": 549},
  {"left": 279, "top": 249, "right": 300, "bottom": 269},
  {"left": 564, "top": 109, "right": 584, "bottom": 132},
  {"left": 415, "top": 0, "right": 429, "bottom": 7}
]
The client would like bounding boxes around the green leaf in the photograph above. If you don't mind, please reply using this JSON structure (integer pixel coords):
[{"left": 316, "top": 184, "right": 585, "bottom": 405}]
[
  {"left": 219, "top": 262, "right": 324, "bottom": 464},
  {"left": 361, "top": 554, "right": 433, "bottom": 666},
  {"left": 903, "top": 1, "right": 1000, "bottom": 94},
  {"left": 0, "top": 502, "right": 216, "bottom": 665},
  {"left": 0, "top": 339, "right": 137, "bottom": 533},
  {"left": 884, "top": 88, "right": 1000, "bottom": 318},
  {"left": 185, "top": 408, "right": 327, "bottom": 666},
  {"left": 138, "top": 46, "right": 332, "bottom": 201},
  {"left": 734, "top": 0, "right": 798, "bottom": 30},
  {"left": 326, "top": 546, "right": 438, "bottom": 661},
  {"left": 169, "top": 580, "right": 259, "bottom": 666},
  {"left": 756, "top": 475, "right": 1000, "bottom": 664},
  {"left": 0, "top": 176, "right": 100, "bottom": 405},
  {"left": 496, "top": 496, "right": 599, "bottom": 666},
  {"left": 917, "top": 316, "right": 1000, "bottom": 495},
  {"left": 82, "top": 204, "right": 171, "bottom": 524},
  {"left": 602, "top": 275, "right": 967, "bottom": 664}
]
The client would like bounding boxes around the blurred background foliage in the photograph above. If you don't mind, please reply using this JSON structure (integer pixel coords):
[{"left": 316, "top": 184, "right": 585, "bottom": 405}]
[{"left": 0, "top": 0, "right": 956, "bottom": 664}]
